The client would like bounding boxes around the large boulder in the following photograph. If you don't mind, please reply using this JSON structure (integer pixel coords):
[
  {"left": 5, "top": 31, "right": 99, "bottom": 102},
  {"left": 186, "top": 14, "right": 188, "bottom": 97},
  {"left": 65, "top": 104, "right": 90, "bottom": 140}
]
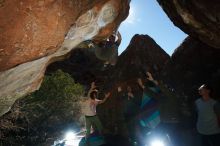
[
  {"left": 98, "top": 35, "right": 180, "bottom": 136},
  {"left": 157, "top": 0, "right": 220, "bottom": 48},
  {"left": 0, "top": 0, "right": 128, "bottom": 71},
  {"left": 162, "top": 36, "right": 220, "bottom": 101},
  {"left": 0, "top": 0, "right": 129, "bottom": 116},
  {"left": 111, "top": 34, "right": 170, "bottom": 82},
  {"left": 160, "top": 37, "right": 220, "bottom": 139}
]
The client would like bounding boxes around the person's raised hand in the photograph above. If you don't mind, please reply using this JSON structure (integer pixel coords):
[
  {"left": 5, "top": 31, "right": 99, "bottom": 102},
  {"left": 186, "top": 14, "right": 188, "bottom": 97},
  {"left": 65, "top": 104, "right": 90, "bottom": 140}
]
[
  {"left": 93, "top": 89, "right": 99, "bottom": 92},
  {"left": 128, "top": 92, "right": 134, "bottom": 98},
  {"left": 146, "top": 72, "right": 159, "bottom": 85},
  {"left": 137, "top": 78, "right": 145, "bottom": 89},
  {"left": 117, "top": 86, "right": 122, "bottom": 92},
  {"left": 91, "top": 82, "right": 96, "bottom": 89},
  {"left": 88, "top": 42, "right": 94, "bottom": 48},
  {"left": 146, "top": 72, "right": 154, "bottom": 81},
  {"left": 137, "top": 78, "right": 142, "bottom": 85},
  {"left": 105, "top": 92, "right": 111, "bottom": 98}
]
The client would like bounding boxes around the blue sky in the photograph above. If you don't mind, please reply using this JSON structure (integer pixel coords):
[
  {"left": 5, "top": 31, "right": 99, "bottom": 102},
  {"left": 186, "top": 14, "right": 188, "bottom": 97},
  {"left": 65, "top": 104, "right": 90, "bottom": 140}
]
[{"left": 118, "top": 0, "right": 187, "bottom": 56}]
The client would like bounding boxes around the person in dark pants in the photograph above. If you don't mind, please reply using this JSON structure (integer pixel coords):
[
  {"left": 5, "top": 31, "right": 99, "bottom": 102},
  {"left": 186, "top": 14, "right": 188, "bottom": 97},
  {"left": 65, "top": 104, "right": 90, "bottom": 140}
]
[
  {"left": 195, "top": 84, "right": 220, "bottom": 146},
  {"left": 82, "top": 82, "right": 111, "bottom": 139}
]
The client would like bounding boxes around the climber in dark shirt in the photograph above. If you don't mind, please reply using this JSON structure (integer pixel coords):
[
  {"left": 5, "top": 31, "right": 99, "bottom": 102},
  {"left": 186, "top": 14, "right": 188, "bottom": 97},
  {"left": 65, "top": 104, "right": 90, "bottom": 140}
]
[{"left": 89, "top": 32, "right": 122, "bottom": 66}]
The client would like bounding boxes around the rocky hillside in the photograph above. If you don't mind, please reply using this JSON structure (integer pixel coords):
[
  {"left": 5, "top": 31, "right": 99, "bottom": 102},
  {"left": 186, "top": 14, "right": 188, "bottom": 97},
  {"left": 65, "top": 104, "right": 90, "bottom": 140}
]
[{"left": 110, "top": 34, "right": 169, "bottom": 83}]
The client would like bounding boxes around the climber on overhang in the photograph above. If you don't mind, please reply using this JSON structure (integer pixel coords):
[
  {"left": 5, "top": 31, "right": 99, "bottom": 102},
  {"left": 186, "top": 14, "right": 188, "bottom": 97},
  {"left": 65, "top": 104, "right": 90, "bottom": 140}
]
[{"left": 88, "top": 31, "right": 122, "bottom": 66}]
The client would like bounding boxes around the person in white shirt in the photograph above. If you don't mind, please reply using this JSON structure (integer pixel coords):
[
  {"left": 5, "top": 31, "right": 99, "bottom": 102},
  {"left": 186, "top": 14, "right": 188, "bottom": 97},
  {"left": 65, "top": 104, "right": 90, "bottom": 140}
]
[
  {"left": 195, "top": 84, "right": 220, "bottom": 146},
  {"left": 82, "top": 82, "right": 111, "bottom": 139}
]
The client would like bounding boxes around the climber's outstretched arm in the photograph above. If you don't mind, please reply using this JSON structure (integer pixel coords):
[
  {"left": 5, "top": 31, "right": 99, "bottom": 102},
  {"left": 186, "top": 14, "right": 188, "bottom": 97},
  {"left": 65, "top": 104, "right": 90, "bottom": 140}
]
[
  {"left": 116, "top": 32, "right": 122, "bottom": 46},
  {"left": 97, "top": 92, "right": 111, "bottom": 104},
  {"left": 87, "top": 82, "right": 97, "bottom": 97},
  {"left": 137, "top": 78, "right": 145, "bottom": 89}
]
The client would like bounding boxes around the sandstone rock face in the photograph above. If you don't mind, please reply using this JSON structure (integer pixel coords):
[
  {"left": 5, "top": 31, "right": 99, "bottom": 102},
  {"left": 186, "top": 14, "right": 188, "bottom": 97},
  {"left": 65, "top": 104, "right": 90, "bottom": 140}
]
[
  {"left": 0, "top": 0, "right": 129, "bottom": 116},
  {"left": 111, "top": 34, "right": 170, "bottom": 82},
  {"left": 0, "top": 0, "right": 102, "bottom": 71},
  {"left": 157, "top": 0, "right": 220, "bottom": 48},
  {"left": 162, "top": 36, "right": 220, "bottom": 100}
]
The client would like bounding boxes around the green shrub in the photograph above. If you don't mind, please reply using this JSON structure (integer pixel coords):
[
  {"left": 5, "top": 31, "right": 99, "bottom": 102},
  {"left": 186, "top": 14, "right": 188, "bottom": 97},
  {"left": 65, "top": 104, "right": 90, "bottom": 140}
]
[
  {"left": 22, "top": 69, "right": 85, "bottom": 125},
  {"left": 29, "top": 69, "right": 84, "bottom": 101},
  {"left": 0, "top": 70, "right": 85, "bottom": 145}
]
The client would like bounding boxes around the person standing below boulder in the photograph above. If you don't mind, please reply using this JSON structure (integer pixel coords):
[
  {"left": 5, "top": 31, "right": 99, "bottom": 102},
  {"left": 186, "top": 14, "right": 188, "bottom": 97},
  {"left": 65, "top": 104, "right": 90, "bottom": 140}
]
[
  {"left": 195, "top": 84, "right": 220, "bottom": 146},
  {"left": 82, "top": 82, "right": 111, "bottom": 139}
]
